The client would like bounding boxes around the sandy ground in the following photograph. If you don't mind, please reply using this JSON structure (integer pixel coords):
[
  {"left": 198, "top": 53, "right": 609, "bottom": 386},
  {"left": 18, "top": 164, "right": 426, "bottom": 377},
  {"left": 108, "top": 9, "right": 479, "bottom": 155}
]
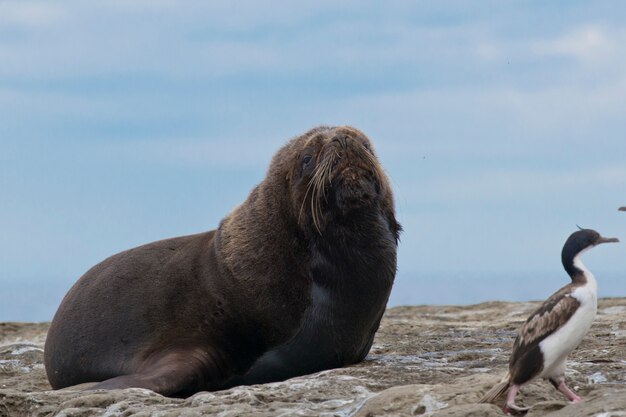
[{"left": 1, "top": 298, "right": 625, "bottom": 416}]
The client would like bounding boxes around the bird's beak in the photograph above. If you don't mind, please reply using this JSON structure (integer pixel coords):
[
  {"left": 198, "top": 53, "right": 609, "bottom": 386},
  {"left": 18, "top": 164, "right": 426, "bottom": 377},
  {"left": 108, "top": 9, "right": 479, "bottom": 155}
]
[{"left": 598, "top": 236, "right": 620, "bottom": 244}]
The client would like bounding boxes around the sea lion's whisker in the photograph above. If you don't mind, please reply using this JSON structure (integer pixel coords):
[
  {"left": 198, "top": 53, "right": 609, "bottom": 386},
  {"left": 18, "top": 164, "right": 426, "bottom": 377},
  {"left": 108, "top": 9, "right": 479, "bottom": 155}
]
[
  {"left": 363, "top": 149, "right": 386, "bottom": 188},
  {"left": 317, "top": 158, "right": 330, "bottom": 201},
  {"left": 298, "top": 177, "right": 317, "bottom": 227},
  {"left": 312, "top": 165, "right": 325, "bottom": 234},
  {"left": 309, "top": 167, "right": 323, "bottom": 234},
  {"left": 312, "top": 154, "right": 336, "bottom": 234},
  {"left": 323, "top": 155, "right": 334, "bottom": 201}
]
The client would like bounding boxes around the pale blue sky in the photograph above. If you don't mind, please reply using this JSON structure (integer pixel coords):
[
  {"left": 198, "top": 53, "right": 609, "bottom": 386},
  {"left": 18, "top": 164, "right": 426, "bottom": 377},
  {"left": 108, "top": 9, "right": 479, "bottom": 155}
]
[{"left": 1, "top": 1, "right": 625, "bottom": 321}]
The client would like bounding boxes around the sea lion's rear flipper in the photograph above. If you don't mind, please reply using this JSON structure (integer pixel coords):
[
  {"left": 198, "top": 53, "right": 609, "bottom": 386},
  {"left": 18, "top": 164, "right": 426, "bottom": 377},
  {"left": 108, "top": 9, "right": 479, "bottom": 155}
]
[
  {"left": 88, "top": 348, "right": 223, "bottom": 397},
  {"left": 56, "top": 382, "right": 99, "bottom": 392}
]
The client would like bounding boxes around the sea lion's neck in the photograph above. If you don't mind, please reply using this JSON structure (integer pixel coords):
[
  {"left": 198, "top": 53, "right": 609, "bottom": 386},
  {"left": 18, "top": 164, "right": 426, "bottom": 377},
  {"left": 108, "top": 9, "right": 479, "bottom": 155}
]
[
  {"left": 310, "top": 210, "right": 397, "bottom": 292},
  {"left": 304, "top": 209, "right": 396, "bottom": 350},
  {"left": 215, "top": 182, "right": 307, "bottom": 286}
]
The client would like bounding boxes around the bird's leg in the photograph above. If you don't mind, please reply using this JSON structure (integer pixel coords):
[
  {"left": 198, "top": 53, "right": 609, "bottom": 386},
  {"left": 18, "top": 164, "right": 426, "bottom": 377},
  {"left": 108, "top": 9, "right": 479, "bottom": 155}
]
[
  {"left": 503, "top": 384, "right": 530, "bottom": 414},
  {"left": 549, "top": 377, "right": 582, "bottom": 403}
]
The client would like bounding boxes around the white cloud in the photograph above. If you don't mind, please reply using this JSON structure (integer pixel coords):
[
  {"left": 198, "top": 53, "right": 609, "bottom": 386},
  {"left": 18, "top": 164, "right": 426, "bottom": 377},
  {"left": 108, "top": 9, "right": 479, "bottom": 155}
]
[
  {"left": 98, "top": 137, "right": 282, "bottom": 169},
  {"left": 403, "top": 165, "right": 626, "bottom": 205},
  {"left": 102, "top": 0, "right": 181, "bottom": 11},
  {"left": 532, "top": 24, "right": 621, "bottom": 64},
  {"left": 326, "top": 75, "right": 626, "bottom": 160},
  {"left": 0, "top": 2, "right": 68, "bottom": 27},
  {"left": 0, "top": 4, "right": 528, "bottom": 79}
]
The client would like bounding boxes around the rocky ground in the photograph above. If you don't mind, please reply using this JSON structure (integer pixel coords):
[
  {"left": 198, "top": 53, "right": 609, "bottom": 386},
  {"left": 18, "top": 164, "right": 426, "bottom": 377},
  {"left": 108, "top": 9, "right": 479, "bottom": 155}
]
[{"left": 1, "top": 298, "right": 625, "bottom": 417}]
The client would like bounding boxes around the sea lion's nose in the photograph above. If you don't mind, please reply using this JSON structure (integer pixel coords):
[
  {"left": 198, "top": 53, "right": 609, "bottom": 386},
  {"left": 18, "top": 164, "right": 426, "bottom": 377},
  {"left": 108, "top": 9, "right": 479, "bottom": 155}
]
[{"left": 332, "top": 135, "right": 348, "bottom": 149}]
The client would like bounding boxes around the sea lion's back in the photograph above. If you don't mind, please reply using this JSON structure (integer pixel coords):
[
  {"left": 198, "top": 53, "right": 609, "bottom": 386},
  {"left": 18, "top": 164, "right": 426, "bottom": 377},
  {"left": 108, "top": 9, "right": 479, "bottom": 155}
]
[{"left": 44, "top": 231, "right": 216, "bottom": 389}]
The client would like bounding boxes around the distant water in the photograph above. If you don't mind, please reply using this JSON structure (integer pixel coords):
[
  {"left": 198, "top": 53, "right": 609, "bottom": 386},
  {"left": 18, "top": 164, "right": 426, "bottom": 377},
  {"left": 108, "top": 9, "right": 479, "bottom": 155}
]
[
  {"left": 388, "top": 270, "right": 624, "bottom": 307},
  {"left": 1, "top": 271, "right": 623, "bottom": 322}
]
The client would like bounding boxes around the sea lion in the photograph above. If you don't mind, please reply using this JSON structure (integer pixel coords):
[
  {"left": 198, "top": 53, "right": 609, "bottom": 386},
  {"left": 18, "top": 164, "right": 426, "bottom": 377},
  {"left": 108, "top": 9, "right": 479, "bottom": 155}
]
[{"left": 44, "top": 126, "right": 401, "bottom": 397}]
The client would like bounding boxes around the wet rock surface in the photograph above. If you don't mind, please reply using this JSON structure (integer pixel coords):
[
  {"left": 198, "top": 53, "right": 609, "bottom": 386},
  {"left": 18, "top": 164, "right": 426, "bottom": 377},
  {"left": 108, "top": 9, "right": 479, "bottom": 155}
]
[{"left": 1, "top": 299, "right": 625, "bottom": 416}]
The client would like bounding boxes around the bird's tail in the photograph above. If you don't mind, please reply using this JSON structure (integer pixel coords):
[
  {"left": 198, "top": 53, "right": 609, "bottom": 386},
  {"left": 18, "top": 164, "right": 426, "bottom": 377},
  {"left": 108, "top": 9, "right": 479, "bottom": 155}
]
[{"left": 478, "top": 373, "right": 511, "bottom": 404}]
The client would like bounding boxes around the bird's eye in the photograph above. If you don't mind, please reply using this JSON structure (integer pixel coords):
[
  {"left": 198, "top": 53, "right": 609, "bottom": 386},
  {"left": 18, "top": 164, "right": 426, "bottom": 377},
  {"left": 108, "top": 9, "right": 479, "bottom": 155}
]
[{"left": 302, "top": 154, "right": 312, "bottom": 166}]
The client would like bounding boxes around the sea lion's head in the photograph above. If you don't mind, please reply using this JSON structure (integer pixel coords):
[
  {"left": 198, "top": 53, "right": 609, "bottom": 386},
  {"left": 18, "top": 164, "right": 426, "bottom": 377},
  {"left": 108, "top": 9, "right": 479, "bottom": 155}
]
[{"left": 274, "top": 126, "right": 400, "bottom": 239}]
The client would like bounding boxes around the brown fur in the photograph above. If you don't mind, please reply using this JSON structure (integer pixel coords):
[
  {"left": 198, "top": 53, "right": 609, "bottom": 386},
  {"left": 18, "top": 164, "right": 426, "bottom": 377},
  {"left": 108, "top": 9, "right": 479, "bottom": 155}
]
[
  {"left": 44, "top": 126, "right": 400, "bottom": 397},
  {"left": 509, "top": 286, "right": 581, "bottom": 381}
]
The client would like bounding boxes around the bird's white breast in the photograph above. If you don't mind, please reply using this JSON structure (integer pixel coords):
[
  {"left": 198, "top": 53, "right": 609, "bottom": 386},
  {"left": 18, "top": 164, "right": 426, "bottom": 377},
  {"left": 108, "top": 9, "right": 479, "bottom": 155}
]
[{"left": 539, "top": 258, "right": 597, "bottom": 378}]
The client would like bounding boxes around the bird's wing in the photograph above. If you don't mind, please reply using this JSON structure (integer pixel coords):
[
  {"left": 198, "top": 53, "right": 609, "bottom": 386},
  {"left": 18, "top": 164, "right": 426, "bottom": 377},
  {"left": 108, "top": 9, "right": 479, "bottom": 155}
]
[{"left": 509, "top": 285, "right": 580, "bottom": 369}]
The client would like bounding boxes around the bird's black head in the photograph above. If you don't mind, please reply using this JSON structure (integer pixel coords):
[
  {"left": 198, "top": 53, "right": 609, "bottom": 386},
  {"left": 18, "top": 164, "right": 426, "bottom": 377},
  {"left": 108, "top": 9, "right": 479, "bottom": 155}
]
[
  {"left": 565, "top": 228, "right": 619, "bottom": 251},
  {"left": 562, "top": 228, "right": 619, "bottom": 278}
]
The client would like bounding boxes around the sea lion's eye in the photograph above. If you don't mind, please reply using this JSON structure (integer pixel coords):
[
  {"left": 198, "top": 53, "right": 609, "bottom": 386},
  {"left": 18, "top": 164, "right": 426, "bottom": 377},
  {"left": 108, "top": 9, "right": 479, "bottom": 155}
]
[{"left": 302, "top": 154, "right": 312, "bottom": 166}]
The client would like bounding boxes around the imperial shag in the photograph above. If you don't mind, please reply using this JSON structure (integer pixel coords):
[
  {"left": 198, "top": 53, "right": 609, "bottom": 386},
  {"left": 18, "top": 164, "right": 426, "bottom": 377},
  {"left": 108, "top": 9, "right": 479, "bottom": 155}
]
[{"left": 479, "top": 228, "right": 619, "bottom": 414}]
